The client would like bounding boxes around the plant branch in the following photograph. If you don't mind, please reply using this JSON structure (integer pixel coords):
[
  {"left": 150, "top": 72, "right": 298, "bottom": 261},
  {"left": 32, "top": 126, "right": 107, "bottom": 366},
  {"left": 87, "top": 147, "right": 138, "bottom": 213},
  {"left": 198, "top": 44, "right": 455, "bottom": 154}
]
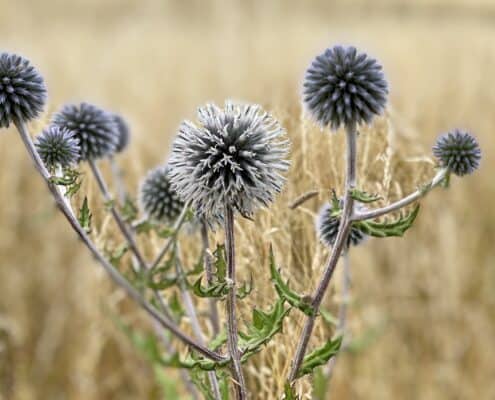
[
  {"left": 201, "top": 220, "right": 220, "bottom": 336},
  {"left": 352, "top": 167, "right": 448, "bottom": 222},
  {"left": 224, "top": 205, "right": 247, "bottom": 399},
  {"left": 14, "top": 119, "right": 225, "bottom": 362},
  {"left": 288, "top": 123, "right": 357, "bottom": 382}
]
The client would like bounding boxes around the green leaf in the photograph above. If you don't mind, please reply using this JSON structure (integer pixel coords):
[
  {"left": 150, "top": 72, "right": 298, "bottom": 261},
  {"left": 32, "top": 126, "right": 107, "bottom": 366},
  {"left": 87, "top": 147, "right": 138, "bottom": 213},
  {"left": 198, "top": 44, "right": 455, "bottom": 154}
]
[
  {"left": 353, "top": 204, "right": 420, "bottom": 238},
  {"left": 312, "top": 368, "right": 330, "bottom": 400},
  {"left": 209, "top": 330, "right": 227, "bottom": 351},
  {"left": 134, "top": 219, "right": 155, "bottom": 234},
  {"left": 157, "top": 227, "right": 174, "bottom": 238},
  {"left": 350, "top": 188, "right": 383, "bottom": 203},
  {"left": 106, "top": 243, "right": 128, "bottom": 267},
  {"left": 269, "top": 246, "right": 314, "bottom": 316},
  {"left": 191, "top": 276, "right": 228, "bottom": 299},
  {"left": 50, "top": 168, "right": 82, "bottom": 198},
  {"left": 239, "top": 299, "right": 290, "bottom": 360},
  {"left": 213, "top": 245, "right": 227, "bottom": 283},
  {"left": 320, "top": 308, "right": 339, "bottom": 327},
  {"left": 189, "top": 369, "right": 218, "bottom": 400},
  {"left": 147, "top": 255, "right": 177, "bottom": 290},
  {"left": 186, "top": 254, "right": 204, "bottom": 276},
  {"left": 168, "top": 292, "right": 185, "bottom": 321},
  {"left": 78, "top": 197, "right": 92, "bottom": 234},
  {"left": 283, "top": 382, "right": 300, "bottom": 400},
  {"left": 236, "top": 275, "right": 254, "bottom": 299},
  {"left": 121, "top": 196, "right": 138, "bottom": 222},
  {"left": 296, "top": 336, "right": 343, "bottom": 378}
]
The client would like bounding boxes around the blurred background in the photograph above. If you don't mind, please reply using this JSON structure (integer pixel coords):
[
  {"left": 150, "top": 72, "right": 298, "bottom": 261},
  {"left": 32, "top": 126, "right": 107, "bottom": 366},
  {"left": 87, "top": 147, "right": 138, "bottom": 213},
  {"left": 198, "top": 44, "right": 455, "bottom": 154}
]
[{"left": 1, "top": 0, "right": 494, "bottom": 399}]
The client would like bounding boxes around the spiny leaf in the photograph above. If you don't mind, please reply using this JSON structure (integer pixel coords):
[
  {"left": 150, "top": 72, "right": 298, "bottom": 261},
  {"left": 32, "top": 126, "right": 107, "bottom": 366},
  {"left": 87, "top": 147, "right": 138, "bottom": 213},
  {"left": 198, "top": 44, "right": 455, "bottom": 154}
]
[
  {"left": 191, "top": 276, "right": 227, "bottom": 298},
  {"left": 269, "top": 246, "right": 314, "bottom": 316},
  {"left": 50, "top": 168, "right": 82, "bottom": 198},
  {"left": 350, "top": 188, "right": 383, "bottom": 203},
  {"left": 78, "top": 197, "right": 92, "bottom": 234},
  {"left": 353, "top": 204, "right": 420, "bottom": 238},
  {"left": 239, "top": 299, "right": 290, "bottom": 360},
  {"left": 296, "top": 336, "right": 343, "bottom": 378}
]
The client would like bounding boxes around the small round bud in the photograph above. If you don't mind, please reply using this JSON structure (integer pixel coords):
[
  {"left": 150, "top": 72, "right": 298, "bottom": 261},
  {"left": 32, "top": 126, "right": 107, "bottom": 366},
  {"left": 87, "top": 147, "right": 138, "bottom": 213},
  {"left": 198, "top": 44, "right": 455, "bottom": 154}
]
[
  {"left": 433, "top": 130, "right": 481, "bottom": 176},
  {"left": 52, "top": 102, "right": 118, "bottom": 161},
  {"left": 316, "top": 202, "right": 367, "bottom": 249},
  {"left": 35, "top": 125, "right": 80, "bottom": 170},
  {"left": 140, "top": 165, "right": 184, "bottom": 223},
  {"left": 304, "top": 45, "right": 388, "bottom": 130},
  {"left": 0, "top": 53, "right": 47, "bottom": 128}
]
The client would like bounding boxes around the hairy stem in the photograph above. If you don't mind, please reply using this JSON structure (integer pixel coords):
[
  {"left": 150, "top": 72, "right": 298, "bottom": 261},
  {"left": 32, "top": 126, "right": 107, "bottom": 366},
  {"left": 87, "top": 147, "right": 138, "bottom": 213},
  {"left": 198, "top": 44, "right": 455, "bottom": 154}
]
[
  {"left": 14, "top": 119, "right": 224, "bottom": 362},
  {"left": 175, "top": 244, "right": 222, "bottom": 400},
  {"left": 149, "top": 203, "right": 190, "bottom": 271},
  {"left": 201, "top": 221, "right": 220, "bottom": 336},
  {"left": 288, "top": 123, "right": 357, "bottom": 382},
  {"left": 352, "top": 167, "right": 449, "bottom": 222},
  {"left": 224, "top": 205, "right": 247, "bottom": 399}
]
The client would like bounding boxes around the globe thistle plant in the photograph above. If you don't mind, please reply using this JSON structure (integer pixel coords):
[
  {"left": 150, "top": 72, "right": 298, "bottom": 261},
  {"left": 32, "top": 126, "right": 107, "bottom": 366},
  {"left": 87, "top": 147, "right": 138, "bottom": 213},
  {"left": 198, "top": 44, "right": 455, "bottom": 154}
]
[
  {"left": 112, "top": 113, "right": 130, "bottom": 153},
  {"left": 34, "top": 125, "right": 80, "bottom": 171},
  {"left": 52, "top": 103, "right": 118, "bottom": 161},
  {"left": 316, "top": 202, "right": 367, "bottom": 250},
  {"left": 433, "top": 130, "right": 481, "bottom": 176},
  {"left": 168, "top": 101, "right": 290, "bottom": 221},
  {"left": 0, "top": 52, "right": 47, "bottom": 128},
  {"left": 303, "top": 45, "right": 388, "bottom": 130},
  {"left": 140, "top": 165, "right": 185, "bottom": 224}
]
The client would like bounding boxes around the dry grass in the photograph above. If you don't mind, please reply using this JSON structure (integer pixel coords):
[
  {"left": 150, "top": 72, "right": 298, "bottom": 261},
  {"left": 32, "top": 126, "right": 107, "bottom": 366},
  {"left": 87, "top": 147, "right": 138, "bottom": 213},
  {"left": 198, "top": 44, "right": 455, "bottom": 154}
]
[{"left": 1, "top": 1, "right": 495, "bottom": 399}]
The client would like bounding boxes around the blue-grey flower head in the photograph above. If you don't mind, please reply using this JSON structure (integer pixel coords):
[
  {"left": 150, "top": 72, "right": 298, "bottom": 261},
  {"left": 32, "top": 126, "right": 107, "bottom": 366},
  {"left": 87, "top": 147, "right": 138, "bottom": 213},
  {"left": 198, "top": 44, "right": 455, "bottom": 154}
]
[
  {"left": 35, "top": 125, "right": 80, "bottom": 170},
  {"left": 168, "top": 101, "right": 290, "bottom": 221},
  {"left": 303, "top": 45, "right": 388, "bottom": 130},
  {"left": 52, "top": 103, "right": 118, "bottom": 161},
  {"left": 433, "top": 130, "right": 481, "bottom": 176},
  {"left": 0, "top": 53, "right": 47, "bottom": 128},
  {"left": 112, "top": 113, "right": 130, "bottom": 153},
  {"left": 140, "top": 165, "right": 184, "bottom": 223},
  {"left": 316, "top": 202, "right": 367, "bottom": 249}
]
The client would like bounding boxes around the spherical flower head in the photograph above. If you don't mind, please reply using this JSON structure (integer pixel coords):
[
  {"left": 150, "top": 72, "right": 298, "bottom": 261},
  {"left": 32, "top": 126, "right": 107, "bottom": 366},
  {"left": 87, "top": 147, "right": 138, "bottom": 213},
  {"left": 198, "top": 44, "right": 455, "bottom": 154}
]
[
  {"left": 303, "top": 45, "right": 388, "bottom": 130},
  {"left": 433, "top": 130, "right": 481, "bottom": 176},
  {"left": 140, "top": 165, "right": 184, "bottom": 224},
  {"left": 112, "top": 113, "right": 130, "bottom": 153},
  {"left": 52, "top": 102, "right": 118, "bottom": 161},
  {"left": 316, "top": 202, "right": 367, "bottom": 249},
  {"left": 35, "top": 125, "right": 80, "bottom": 170},
  {"left": 0, "top": 53, "right": 47, "bottom": 128},
  {"left": 168, "top": 101, "right": 290, "bottom": 221}
]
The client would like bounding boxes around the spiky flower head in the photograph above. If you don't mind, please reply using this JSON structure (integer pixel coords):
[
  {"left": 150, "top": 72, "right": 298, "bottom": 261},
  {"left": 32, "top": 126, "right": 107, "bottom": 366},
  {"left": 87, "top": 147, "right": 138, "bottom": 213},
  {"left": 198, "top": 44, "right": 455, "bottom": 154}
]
[
  {"left": 140, "top": 165, "right": 184, "bottom": 223},
  {"left": 0, "top": 53, "right": 47, "bottom": 128},
  {"left": 433, "top": 130, "right": 481, "bottom": 176},
  {"left": 168, "top": 101, "right": 290, "bottom": 221},
  {"left": 303, "top": 45, "right": 388, "bottom": 130},
  {"left": 34, "top": 125, "right": 80, "bottom": 170},
  {"left": 316, "top": 202, "right": 367, "bottom": 249},
  {"left": 52, "top": 103, "right": 118, "bottom": 161},
  {"left": 112, "top": 113, "right": 130, "bottom": 153}
]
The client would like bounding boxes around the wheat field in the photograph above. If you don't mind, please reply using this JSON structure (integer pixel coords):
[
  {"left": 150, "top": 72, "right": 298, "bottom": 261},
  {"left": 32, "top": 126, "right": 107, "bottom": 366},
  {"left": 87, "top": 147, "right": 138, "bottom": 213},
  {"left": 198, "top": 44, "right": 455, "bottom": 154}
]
[{"left": 0, "top": 1, "right": 494, "bottom": 399}]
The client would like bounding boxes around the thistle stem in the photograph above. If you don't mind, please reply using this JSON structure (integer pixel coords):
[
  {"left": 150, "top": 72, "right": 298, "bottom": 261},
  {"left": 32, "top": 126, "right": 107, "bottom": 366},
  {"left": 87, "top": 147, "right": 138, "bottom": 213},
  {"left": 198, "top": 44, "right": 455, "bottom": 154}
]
[
  {"left": 14, "top": 119, "right": 224, "bottom": 362},
  {"left": 201, "top": 220, "right": 220, "bottom": 336},
  {"left": 288, "top": 123, "right": 357, "bottom": 382},
  {"left": 149, "top": 202, "right": 190, "bottom": 271},
  {"left": 224, "top": 205, "right": 247, "bottom": 399},
  {"left": 175, "top": 244, "right": 222, "bottom": 400},
  {"left": 88, "top": 159, "right": 148, "bottom": 269},
  {"left": 352, "top": 167, "right": 449, "bottom": 222}
]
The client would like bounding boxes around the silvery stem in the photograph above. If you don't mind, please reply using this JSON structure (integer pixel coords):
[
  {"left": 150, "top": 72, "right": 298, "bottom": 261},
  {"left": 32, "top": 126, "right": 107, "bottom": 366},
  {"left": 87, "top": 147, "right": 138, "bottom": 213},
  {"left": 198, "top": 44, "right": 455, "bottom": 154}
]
[
  {"left": 224, "top": 205, "right": 247, "bottom": 399},
  {"left": 201, "top": 220, "right": 220, "bottom": 336},
  {"left": 149, "top": 202, "right": 190, "bottom": 271},
  {"left": 352, "top": 168, "right": 449, "bottom": 222},
  {"left": 14, "top": 119, "right": 225, "bottom": 362},
  {"left": 175, "top": 244, "right": 222, "bottom": 400},
  {"left": 288, "top": 123, "right": 357, "bottom": 382}
]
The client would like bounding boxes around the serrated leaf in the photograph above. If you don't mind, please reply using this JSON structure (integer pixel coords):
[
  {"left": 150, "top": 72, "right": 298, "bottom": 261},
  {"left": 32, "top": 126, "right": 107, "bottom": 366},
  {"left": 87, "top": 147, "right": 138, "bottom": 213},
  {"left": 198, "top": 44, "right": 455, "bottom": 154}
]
[
  {"left": 269, "top": 246, "right": 314, "bottom": 316},
  {"left": 238, "top": 299, "right": 290, "bottom": 360},
  {"left": 353, "top": 204, "right": 420, "bottom": 238},
  {"left": 296, "top": 336, "right": 343, "bottom": 378},
  {"left": 191, "top": 276, "right": 228, "bottom": 298},
  {"left": 350, "top": 188, "right": 383, "bottom": 203},
  {"left": 78, "top": 197, "right": 92, "bottom": 234}
]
